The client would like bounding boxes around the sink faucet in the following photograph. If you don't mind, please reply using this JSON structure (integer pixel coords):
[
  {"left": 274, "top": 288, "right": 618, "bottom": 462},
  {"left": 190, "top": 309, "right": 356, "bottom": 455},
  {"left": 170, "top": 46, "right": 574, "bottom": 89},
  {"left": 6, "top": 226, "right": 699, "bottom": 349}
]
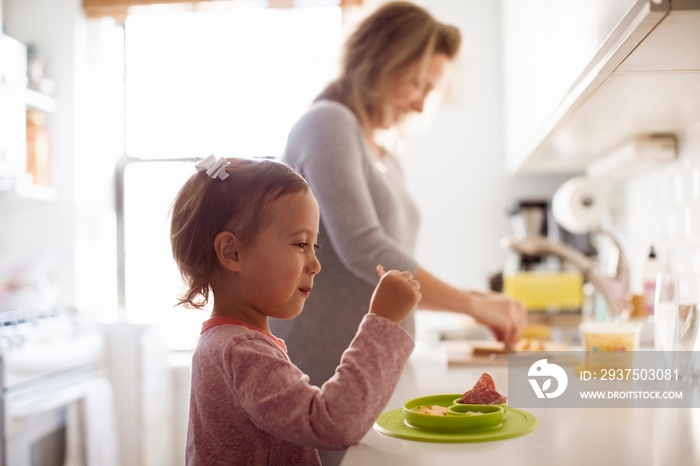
[{"left": 501, "top": 228, "right": 630, "bottom": 319}]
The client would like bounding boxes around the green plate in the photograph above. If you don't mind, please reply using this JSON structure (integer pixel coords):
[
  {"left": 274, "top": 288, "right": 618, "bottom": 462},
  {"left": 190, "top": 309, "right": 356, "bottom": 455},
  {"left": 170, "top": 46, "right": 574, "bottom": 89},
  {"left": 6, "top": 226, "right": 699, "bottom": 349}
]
[
  {"left": 375, "top": 407, "right": 537, "bottom": 443},
  {"left": 402, "top": 394, "right": 505, "bottom": 432},
  {"left": 452, "top": 398, "right": 509, "bottom": 413}
]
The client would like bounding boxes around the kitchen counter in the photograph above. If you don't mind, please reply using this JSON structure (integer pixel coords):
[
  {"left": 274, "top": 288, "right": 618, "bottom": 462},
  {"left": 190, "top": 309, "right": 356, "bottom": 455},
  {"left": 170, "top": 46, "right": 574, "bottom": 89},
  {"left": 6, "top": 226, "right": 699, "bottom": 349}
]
[{"left": 340, "top": 342, "right": 700, "bottom": 466}]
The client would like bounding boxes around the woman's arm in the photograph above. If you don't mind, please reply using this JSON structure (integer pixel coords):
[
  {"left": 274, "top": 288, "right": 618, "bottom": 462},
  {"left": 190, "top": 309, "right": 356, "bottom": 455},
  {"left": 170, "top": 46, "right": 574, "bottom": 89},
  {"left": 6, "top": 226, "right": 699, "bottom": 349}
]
[{"left": 413, "top": 266, "right": 527, "bottom": 348}]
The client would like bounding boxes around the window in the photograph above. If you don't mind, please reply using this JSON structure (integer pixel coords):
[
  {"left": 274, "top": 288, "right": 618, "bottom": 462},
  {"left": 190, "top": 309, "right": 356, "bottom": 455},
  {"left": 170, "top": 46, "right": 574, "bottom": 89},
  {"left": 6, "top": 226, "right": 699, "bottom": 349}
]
[
  {"left": 110, "top": 5, "right": 342, "bottom": 348},
  {"left": 124, "top": 6, "right": 342, "bottom": 159}
]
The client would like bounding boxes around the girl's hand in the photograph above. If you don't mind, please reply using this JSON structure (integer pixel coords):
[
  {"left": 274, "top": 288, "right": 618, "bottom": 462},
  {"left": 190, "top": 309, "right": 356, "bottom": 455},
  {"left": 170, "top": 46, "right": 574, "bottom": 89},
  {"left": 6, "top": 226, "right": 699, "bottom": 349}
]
[{"left": 370, "top": 265, "right": 421, "bottom": 324}]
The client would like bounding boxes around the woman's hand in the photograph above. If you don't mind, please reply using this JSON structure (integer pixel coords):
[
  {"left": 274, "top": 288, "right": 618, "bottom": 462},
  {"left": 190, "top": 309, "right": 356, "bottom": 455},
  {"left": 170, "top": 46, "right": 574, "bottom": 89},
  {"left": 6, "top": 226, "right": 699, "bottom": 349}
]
[
  {"left": 369, "top": 265, "right": 421, "bottom": 324},
  {"left": 411, "top": 267, "right": 526, "bottom": 348},
  {"left": 466, "top": 291, "right": 527, "bottom": 349}
]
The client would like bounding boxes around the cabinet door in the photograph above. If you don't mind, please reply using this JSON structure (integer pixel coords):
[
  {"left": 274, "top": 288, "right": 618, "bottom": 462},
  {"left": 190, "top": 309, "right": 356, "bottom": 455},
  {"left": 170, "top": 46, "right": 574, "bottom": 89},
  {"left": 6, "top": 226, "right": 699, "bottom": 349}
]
[
  {"left": 0, "top": 34, "right": 27, "bottom": 182},
  {"left": 501, "top": 0, "right": 641, "bottom": 176}
]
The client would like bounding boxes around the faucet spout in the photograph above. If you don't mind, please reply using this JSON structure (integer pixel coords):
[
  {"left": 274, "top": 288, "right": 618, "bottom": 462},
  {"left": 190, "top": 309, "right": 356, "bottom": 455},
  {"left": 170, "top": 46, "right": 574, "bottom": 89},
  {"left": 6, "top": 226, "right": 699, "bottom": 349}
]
[{"left": 501, "top": 235, "right": 628, "bottom": 319}]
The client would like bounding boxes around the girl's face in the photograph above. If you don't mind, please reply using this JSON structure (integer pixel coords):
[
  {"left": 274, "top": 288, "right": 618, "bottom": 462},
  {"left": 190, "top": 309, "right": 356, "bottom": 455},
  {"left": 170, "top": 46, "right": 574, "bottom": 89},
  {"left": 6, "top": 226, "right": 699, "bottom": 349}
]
[
  {"left": 237, "top": 189, "right": 321, "bottom": 321},
  {"left": 377, "top": 53, "right": 450, "bottom": 130}
]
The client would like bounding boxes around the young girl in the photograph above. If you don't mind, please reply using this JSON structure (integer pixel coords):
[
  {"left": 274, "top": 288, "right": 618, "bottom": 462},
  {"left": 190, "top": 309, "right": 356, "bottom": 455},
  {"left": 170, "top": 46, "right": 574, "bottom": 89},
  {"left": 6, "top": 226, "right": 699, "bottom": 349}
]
[{"left": 170, "top": 155, "right": 420, "bottom": 465}]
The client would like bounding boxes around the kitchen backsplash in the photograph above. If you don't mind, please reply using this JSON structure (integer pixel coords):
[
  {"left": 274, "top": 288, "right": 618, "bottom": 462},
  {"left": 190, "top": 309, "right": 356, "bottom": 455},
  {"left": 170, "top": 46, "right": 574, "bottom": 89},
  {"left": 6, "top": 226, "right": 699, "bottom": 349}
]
[{"left": 611, "top": 119, "right": 700, "bottom": 293}]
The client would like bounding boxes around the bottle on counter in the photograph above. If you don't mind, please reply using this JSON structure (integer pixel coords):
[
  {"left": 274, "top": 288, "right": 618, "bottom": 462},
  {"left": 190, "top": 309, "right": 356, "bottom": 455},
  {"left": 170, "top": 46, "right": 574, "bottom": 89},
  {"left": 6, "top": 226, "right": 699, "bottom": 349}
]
[
  {"left": 642, "top": 246, "right": 665, "bottom": 315},
  {"left": 628, "top": 294, "right": 646, "bottom": 318}
]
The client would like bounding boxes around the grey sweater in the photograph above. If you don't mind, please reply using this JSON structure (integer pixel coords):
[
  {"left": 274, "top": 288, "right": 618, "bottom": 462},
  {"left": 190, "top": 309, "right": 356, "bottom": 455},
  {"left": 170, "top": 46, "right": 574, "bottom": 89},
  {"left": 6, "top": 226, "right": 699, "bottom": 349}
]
[{"left": 269, "top": 101, "right": 420, "bottom": 387}]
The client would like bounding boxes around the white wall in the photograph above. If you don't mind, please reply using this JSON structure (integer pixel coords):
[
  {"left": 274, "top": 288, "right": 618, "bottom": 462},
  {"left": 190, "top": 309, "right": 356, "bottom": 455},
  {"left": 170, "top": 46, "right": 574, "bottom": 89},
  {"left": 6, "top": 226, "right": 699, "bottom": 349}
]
[
  {"left": 402, "top": 0, "right": 567, "bottom": 292},
  {"left": 610, "top": 120, "right": 700, "bottom": 290}
]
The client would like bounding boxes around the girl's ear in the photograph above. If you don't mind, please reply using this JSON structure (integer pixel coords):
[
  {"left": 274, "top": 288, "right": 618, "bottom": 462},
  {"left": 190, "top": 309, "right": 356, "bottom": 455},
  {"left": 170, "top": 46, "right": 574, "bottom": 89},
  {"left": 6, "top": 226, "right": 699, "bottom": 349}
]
[{"left": 214, "top": 231, "right": 242, "bottom": 272}]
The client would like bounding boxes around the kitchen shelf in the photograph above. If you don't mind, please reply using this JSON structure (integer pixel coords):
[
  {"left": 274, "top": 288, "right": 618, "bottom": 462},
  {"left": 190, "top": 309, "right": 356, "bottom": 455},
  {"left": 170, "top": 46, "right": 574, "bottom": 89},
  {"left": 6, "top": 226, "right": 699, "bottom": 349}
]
[
  {"left": 0, "top": 177, "right": 57, "bottom": 201},
  {"left": 25, "top": 88, "right": 57, "bottom": 113},
  {"left": 14, "top": 182, "right": 57, "bottom": 201}
]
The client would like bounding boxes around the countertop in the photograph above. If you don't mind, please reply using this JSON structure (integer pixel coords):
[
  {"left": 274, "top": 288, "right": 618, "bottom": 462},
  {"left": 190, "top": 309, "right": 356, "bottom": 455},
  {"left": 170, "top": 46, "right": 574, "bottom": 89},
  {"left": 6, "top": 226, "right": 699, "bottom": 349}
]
[{"left": 340, "top": 342, "right": 700, "bottom": 466}]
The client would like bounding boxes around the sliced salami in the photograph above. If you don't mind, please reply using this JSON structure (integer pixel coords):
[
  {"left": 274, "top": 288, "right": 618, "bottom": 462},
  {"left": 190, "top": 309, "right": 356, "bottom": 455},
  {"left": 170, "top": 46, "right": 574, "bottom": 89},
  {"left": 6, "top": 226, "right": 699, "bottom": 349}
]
[
  {"left": 472, "top": 372, "right": 496, "bottom": 390},
  {"left": 459, "top": 373, "right": 508, "bottom": 405}
]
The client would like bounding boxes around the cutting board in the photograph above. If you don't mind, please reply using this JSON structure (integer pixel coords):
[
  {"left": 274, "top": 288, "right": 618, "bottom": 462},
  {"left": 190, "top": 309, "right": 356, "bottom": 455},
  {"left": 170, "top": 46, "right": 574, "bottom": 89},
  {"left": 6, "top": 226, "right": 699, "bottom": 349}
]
[{"left": 442, "top": 340, "right": 571, "bottom": 367}]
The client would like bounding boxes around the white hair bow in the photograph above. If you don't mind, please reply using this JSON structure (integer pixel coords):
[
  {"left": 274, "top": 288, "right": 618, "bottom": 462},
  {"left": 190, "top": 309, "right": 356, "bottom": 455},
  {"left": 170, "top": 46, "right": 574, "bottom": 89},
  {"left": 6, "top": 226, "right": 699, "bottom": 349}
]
[{"left": 195, "top": 154, "right": 230, "bottom": 180}]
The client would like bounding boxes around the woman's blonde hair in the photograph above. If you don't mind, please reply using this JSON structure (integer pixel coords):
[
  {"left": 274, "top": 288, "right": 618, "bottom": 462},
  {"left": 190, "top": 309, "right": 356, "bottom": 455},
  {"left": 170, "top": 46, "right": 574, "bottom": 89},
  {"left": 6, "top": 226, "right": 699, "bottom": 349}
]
[
  {"left": 169, "top": 157, "right": 309, "bottom": 309},
  {"left": 318, "top": 1, "right": 461, "bottom": 134}
]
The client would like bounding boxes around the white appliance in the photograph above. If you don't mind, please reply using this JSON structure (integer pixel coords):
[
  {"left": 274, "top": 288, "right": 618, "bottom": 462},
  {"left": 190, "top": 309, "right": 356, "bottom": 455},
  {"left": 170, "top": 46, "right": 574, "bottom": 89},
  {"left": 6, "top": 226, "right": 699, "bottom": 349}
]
[
  {"left": 0, "top": 308, "right": 117, "bottom": 466},
  {"left": 0, "top": 33, "right": 27, "bottom": 189}
]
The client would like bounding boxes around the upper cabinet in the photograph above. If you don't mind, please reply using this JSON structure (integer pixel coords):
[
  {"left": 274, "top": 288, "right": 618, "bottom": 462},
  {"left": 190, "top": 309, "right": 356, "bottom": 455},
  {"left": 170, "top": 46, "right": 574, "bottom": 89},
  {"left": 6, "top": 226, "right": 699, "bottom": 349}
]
[
  {"left": 0, "top": 33, "right": 57, "bottom": 201},
  {"left": 502, "top": 0, "right": 700, "bottom": 177}
]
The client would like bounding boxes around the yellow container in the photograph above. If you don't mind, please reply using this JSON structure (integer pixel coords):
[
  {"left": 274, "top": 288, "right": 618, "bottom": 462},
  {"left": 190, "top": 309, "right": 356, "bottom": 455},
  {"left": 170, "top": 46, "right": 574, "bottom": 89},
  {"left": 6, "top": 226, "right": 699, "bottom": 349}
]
[
  {"left": 503, "top": 272, "right": 583, "bottom": 311},
  {"left": 579, "top": 322, "right": 641, "bottom": 352},
  {"left": 578, "top": 322, "right": 642, "bottom": 373}
]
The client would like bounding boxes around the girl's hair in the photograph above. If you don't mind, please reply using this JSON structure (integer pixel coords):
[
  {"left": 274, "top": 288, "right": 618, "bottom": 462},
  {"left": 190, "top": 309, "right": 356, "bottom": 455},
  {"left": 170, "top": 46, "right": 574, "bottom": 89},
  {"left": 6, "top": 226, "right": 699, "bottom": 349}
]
[
  {"left": 317, "top": 1, "right": 461, "bottom": 134},
  {"left": 169, "top": 157, "right": 309, "bottom": 309}
]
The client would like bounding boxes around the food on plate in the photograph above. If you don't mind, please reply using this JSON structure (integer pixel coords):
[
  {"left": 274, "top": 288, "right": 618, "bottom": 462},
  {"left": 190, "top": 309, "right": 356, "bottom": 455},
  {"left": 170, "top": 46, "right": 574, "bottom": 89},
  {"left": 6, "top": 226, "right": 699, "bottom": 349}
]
[
  {"left": 414, "top": 404, "right": 485, "bottom": 416},
  {"left": 459, "top": 373, "right": 508, "bottom": 405},
  {"left": 414, "top": 405, "right": 449, "bottom": 416},
  {"left": 515, "top": 338, "right": 546, "bottom": 351}
]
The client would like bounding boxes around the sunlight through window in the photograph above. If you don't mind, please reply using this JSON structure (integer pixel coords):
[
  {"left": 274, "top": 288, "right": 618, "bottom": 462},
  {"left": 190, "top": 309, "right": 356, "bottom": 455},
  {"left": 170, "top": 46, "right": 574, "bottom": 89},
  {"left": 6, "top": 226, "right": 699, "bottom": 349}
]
[
  {"left": 120, "top": 5, "right": 342, "bottom": 348},
  {"left": 125, "top": 6, "right": 341, "bottom": 158}
]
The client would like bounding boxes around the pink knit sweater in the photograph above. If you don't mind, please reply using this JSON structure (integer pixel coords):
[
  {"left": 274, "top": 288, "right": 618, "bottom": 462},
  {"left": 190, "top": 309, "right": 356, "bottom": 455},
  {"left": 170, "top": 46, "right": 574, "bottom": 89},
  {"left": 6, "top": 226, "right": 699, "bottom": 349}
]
[{"left": 185, "top": 313, "right": 414, "bottom": 465}]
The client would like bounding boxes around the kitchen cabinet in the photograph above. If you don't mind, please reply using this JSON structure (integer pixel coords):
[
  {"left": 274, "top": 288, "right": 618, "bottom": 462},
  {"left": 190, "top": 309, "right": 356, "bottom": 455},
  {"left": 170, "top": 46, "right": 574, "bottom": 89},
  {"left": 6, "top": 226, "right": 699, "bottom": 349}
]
[
  {"left": 0, "top": 30, "right": 57, "bottom": 201},
  {"left": 22, "top": 88, "right": 57, "bottom": 199},
  {"left": 107, "top": 323, "right": 175, "bottom": 466},
  {"left": 0, "top": 33, "right": 27, "bottom": 190},
  {"left": 0, "top": 87, "right": 57, "bottom": 201},
  {"left": 502, "top": 0, "right": 700, "bottom": 177}
]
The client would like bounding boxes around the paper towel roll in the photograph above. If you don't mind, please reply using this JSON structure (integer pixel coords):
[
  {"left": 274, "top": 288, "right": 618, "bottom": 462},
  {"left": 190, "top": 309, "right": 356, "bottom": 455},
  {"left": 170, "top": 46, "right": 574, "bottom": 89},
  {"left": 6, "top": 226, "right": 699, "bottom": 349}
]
[{"left": 552, "top": 176, "right": 607, "bottom": 234}]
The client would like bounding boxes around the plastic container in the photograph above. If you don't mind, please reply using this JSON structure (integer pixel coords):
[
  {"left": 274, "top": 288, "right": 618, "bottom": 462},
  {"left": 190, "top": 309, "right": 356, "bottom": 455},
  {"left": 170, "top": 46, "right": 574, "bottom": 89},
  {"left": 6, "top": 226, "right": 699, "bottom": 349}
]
[
  {"left": 578, "top": 322, "right": 642, "bottom": 352},
  {"left": 578, "top": 321, "right": 643, "bottom": 372}
]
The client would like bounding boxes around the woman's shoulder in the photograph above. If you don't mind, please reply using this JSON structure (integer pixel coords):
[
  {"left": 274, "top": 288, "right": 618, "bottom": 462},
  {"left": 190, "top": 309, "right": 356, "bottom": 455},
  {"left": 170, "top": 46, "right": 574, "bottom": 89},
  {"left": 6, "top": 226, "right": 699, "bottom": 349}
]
[
  {"left": 285, "top": 100, "right": 365, "bottom": 166},
  {"left": 296, "top": 100, "right": 359, "bottom": 131}
]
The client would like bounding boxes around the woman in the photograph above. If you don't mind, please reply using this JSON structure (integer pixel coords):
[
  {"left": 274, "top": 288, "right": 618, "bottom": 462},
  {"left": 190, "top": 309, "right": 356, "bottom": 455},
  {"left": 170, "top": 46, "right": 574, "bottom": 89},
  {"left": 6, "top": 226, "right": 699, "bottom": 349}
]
[{"left": 270, "top": 1, "right": 526, "bottom": 387}]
